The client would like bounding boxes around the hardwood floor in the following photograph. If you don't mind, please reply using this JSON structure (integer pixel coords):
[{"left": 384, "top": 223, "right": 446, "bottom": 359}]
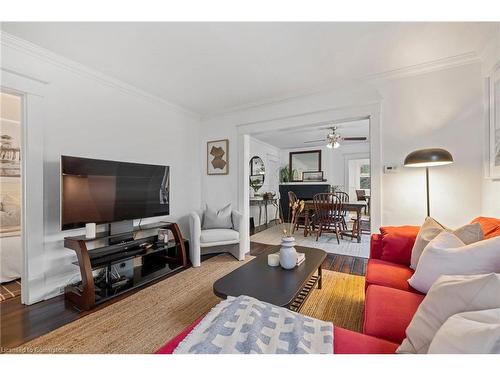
[
  {"left": 250, "top": 242, "right": 367, "bottom": 276},
  {"left": 0, "top": 241, "right": 367, "bottom": 350}
]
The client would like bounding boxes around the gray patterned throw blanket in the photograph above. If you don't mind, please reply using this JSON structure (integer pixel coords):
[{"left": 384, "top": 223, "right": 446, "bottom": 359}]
[{"left": 174, "top": 295, "right": 333, "bottom": 354}]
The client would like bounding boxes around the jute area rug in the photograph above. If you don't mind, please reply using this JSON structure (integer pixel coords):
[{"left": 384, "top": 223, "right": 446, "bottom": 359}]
[{"left": 17, "top": 254, "right": 365, "bottom": 353}]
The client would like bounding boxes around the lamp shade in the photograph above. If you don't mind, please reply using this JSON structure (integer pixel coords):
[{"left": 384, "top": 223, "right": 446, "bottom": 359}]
[{"left": 404, "top": 148, "right": 453, "bottom": 168}]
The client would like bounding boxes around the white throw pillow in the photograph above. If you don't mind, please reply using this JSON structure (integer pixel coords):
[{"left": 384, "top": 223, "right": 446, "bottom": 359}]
[
  {"left": 428, "top": 309, "right": 500, "bottom": 354},
  {"left": 202, "top": 204, "right": 233, "bottom": 230},
  {"left": 397, "top": 273, "right": 500, "bottom": 354},
  {"left": 410, "top": 217, "right": 483, "bottom": 270},
  {"left": 408, "top": 232, "right": 500, "bottom": 293}
]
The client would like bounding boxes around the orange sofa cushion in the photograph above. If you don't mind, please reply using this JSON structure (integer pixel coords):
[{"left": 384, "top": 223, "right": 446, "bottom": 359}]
[{"left": 471, "top": 217, "right": 500, "bottom": 239}]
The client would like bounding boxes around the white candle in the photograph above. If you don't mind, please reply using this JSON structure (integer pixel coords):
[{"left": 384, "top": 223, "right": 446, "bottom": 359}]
[{"left": 268, "top": 253, "right": 280, "bottom": 267}]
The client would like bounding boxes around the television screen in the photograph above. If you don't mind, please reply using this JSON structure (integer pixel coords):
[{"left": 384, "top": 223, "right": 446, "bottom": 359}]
[{"left": 61, "top": 156, "right": 169, "bottom": 230}]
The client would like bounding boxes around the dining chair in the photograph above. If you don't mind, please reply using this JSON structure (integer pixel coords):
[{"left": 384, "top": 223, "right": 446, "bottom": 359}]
[
  {"left": 312, "top": 193, "right": 344, "bottom": 244},
  {"left": 287, "top": 191, "right": 312, "bottom": 235},
  {"left": 355, "top": 189, "right": 368, "bottom": 214},
  {"left": 335, "top": 191, "right": 350, "bottom": 231}
]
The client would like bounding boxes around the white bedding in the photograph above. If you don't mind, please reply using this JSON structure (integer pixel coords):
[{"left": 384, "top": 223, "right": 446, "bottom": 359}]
[
  {"left": 1, "top": 192, "right": 22, "bottom": 282},
  {"left": 0, "top": 233, "right": 22, "bottom": 282}
]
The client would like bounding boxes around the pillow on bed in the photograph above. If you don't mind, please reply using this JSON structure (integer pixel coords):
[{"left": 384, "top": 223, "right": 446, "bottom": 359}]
[
  {"left": 0, "top": 195, "right": 21, "bottom": 227},
  {"left": 0, "top": 194, "right": 20, "bottom": 213},
  {"left": 0, "top": 210, "right": 20, "bottom": 227}
]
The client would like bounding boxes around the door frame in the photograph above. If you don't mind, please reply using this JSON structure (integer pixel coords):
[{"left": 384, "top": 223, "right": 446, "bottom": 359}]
[
  {"left": 236, "top": 102, "right": 382, "bottom": 255},
  {"left": 344, "top": 152, "right": 371, "bottom": 198},
  {"left": 1, "top": 68, "right": 46, "bottom": 304}
]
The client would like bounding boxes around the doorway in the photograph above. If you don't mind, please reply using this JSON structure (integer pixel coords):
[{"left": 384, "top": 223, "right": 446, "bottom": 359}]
[
  {"left": 245, "top": 118, "right": 373, "bottom": 258},
  {"left": 0, "top": 91, "right": 23, "bottom": 302},
  {"left": 237, "top": 103, "right": 382, "bottom": 258}
]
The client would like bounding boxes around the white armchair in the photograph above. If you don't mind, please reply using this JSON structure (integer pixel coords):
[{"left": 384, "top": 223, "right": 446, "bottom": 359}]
[{"left": 188, "top": 209, "right": 245, "bottom": 267}]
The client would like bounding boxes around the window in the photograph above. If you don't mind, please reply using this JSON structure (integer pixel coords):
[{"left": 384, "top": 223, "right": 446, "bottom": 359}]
[{"left": 359, "top": 164, "right": 370, "bottom": 189}]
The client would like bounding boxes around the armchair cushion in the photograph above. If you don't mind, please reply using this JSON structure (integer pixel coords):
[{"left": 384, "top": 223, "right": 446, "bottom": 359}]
[
  {"left": 200, "top": 229, "right": 239, "bottom": 244},
  {"left": 202, "top": 203, "right": 233, "bottom": 230}
]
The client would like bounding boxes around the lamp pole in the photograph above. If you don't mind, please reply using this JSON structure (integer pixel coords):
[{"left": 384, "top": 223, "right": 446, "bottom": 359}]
[{"left": 425, "top": 167, "right": 430, "bottom": 217}]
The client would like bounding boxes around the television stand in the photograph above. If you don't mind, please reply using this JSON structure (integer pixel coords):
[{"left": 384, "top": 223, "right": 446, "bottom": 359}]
[{"left": 63, "top": 221, "right": 188, "bottom": 310}]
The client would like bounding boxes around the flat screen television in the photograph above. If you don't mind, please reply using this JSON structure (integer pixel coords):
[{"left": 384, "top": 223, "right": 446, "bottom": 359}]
[{"left": 61, "top": 156, "right": 170, "bottom": 230}]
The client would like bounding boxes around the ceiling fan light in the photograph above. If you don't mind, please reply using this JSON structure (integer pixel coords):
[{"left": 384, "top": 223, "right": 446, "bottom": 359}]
[
  {"left": 333, "top": 141, "right": 340, "bottom": 149},
  {"left": 326, "top": 142, "right": 333, "bottom": 149}
]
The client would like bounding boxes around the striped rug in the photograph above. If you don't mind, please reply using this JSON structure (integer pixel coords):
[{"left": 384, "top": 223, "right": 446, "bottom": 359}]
[{"left": 0, "top": 279, "right": 21, "bottom": 302}]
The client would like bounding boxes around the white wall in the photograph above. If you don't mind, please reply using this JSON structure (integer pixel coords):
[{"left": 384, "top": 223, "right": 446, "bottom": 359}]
[
  {"left": 201, "top": 63, "right": 485, "bottom": 229},
  {"left": 200, "top": 87, "right": 380, "bottom": 210},
  {"left": 279, "top": 143, "right": 370, "bottom": 192},
  {"left": 1, "top": 38, "right": 202, "bottom": 302},
  {"left": 378, "top": 63, "right": 484, "bottom": 227}
]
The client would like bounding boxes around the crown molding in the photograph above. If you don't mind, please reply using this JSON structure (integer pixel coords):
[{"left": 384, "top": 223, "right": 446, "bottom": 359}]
[
  {"left": 204, "top": 51, "right": 481, "bottom": 120},
  {"left": 0, "top": 31, "right": 201, "bottom": 119},
  {"left": 364, "top": 52, "right": 480, "bottom": 83},
  {"left": 1, "top": 30, "right": 482, "bottom": 121}
]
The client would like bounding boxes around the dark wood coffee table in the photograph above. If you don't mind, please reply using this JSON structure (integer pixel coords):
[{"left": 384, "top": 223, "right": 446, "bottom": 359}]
[{"left": 213, "top": 247, "right": 326, "bottom": 312}]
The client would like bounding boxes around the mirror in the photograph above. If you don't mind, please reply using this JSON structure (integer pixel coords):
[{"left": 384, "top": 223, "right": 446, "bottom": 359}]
[
  {"left": 289, "top": 150, "right": 322, "bottom": 181},
  {"left": 249, "top": 156, "right": 265, "bottom": 192}
]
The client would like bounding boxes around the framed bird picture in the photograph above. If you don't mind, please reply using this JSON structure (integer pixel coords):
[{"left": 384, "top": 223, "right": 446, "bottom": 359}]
[{"left": 207, "top": 139, "right": 229, "bottom": 175}]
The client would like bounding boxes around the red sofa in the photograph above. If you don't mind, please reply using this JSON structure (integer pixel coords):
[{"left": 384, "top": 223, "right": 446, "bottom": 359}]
[
  {"left": 156, "top": 216, "right": 500, "bottom": 354},
  {"left": 363, "top": 216, "right": 500, "bottom": 346}
]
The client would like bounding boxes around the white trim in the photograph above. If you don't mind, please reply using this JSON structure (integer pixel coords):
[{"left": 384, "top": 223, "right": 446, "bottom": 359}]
[
  {"left": 1, "top": 70, "right": 46, "bottom": 305},
  {"left": 0, "top": 31, "right": 200, "bottom": 120},
  {"left": 366, "top": 52, "right": 480, "bottom": 82}
]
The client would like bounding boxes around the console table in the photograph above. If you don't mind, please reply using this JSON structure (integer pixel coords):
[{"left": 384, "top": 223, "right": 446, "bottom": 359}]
[
  {"left": 64, "top": 222, "right": 187, "bottom": 310},
  {"left": 250, "top": 197, "right": 279, "bottom": 226}
]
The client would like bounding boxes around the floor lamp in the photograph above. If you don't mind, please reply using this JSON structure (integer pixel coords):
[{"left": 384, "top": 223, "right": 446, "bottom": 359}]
[{"left": 403, "top": 148, "right": 454, "bottom": 217}]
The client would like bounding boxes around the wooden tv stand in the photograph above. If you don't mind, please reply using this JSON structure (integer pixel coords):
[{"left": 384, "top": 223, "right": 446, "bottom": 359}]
[{"left": 64, "top": 222, "right": 187, "bottom": 310}]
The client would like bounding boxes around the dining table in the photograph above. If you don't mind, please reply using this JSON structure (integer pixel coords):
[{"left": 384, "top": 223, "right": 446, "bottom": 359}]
[{"left": 302, "top": 200, "right": 367, "bottom": 243}]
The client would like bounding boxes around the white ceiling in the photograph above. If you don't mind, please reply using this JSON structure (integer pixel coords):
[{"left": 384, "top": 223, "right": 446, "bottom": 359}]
[
  {"left": 253, "top": 118, "right": 369, "bottom": 149},
  {"left": 1, "top": 22, "right": 497, "bottom": 116}
]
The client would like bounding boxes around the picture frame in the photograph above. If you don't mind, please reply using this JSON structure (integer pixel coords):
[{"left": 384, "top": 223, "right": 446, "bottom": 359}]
[
  {"left": 302, "top": 171, "right": 324, "bottom": 182},
  {"left": 207, "top": 139, "right": 229, "bottom": 175},
  {"left": 489, "top": 65, "right": 500, "bottom": 179},
  {"left": 289, "top": 150, "right": 322, "bottom": 181}
]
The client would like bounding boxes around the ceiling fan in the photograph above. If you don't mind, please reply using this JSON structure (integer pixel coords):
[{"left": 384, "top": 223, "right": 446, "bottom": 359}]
[{"left": 304, "top": 126, "right": 367, "bottom": 149}]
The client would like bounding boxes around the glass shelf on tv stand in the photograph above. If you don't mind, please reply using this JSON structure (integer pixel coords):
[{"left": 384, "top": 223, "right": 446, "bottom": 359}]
[
  {"left": 64, "top": 221, "right": 174, "bottom": 243},
  {"left": 70, "top": 239, "right": 188, "bottom": 270}
]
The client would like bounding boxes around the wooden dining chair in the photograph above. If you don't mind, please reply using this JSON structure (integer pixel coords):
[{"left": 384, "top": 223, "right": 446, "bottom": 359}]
[
  {"left": 287, "top": 191, "right": 312, "bottom": 235},
  {"left": 355, "top": 189, "right": 368, "bottom": 214},
  {"left": 335, "top": 191, "right": 350, "bottom": 231},
  {"left": 312, "top": 193, "right": 344, "bottom": 244}
]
